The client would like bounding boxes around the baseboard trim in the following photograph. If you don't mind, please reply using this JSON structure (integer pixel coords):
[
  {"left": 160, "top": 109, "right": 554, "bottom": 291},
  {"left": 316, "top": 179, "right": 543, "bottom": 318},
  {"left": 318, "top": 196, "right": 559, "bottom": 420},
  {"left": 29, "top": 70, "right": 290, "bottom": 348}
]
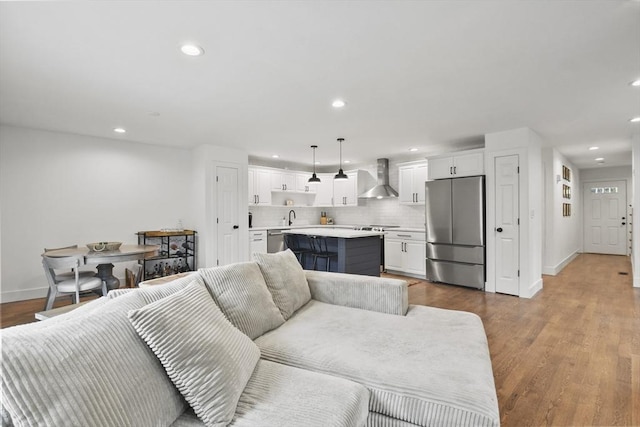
[
  {"left": 542, "top": 251, "right": 580, "bottom": 276},
  {"left": 520, "top": 277, "right": 543, "bottom": 299},
  {"left": 1, "top": 287, "right": 48, "bottom": 303}
]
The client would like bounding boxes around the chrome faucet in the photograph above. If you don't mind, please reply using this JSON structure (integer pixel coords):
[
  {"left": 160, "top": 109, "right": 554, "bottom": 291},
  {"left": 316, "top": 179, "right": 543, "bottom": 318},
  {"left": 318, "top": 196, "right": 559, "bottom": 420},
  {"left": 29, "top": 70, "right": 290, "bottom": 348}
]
[{"left": 288, "top": 209, "right": 296, "bottom": 226}]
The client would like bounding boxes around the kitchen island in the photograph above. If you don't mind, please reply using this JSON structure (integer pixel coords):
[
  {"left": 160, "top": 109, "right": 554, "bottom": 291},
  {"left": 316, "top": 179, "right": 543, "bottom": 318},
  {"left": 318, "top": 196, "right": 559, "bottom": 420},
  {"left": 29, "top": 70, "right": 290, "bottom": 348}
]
[{"left": 283, "top": 228, "right": 383, "bottom": 277}]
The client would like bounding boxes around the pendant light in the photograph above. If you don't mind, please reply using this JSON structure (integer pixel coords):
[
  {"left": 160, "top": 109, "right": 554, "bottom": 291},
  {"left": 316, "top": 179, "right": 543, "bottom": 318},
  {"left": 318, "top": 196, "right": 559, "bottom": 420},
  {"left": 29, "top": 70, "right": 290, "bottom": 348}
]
[
  {"left": 308, "top": 145, "right": 321, "bottom": 183},
  {"left": 334, "top": 137, "right": 348, "bottom": 180}
]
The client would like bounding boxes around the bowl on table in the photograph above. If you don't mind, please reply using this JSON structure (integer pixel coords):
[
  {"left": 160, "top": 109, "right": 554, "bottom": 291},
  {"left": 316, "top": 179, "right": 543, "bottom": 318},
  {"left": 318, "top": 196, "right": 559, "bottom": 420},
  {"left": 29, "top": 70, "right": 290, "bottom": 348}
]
[{"left": 86, "top": 242, "right": 122, "bottom": 252}]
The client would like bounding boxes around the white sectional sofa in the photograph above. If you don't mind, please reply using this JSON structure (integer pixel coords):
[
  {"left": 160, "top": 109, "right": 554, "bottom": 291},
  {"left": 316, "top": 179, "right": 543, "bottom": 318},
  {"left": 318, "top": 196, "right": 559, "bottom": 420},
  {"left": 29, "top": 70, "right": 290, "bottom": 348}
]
[{"left": 1, "top": 249, "right": 499, "bottom": 427}]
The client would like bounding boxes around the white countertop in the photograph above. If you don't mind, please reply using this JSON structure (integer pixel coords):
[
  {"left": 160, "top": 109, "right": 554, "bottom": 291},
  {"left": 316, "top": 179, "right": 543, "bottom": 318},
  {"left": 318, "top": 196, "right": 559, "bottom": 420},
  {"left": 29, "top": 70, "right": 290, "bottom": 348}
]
[
  {"left": 249, "top": 224, "right": 354, "bottom": 231},
  {"left": 283, "top": 228, "right": 384, "bottom": 238}
]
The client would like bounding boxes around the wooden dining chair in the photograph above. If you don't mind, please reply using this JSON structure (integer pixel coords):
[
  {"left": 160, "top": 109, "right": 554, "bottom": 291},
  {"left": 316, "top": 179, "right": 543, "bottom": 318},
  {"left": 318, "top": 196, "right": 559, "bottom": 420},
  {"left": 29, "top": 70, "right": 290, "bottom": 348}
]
[{"left": 42, "top": 256, "right": 108, "bottom": 311}]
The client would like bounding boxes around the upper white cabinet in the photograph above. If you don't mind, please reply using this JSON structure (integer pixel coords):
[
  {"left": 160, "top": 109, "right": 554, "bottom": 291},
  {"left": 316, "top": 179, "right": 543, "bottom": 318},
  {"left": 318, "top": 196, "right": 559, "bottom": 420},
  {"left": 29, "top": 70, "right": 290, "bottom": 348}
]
[
  {"left": 333, "top": 172, "right": 358, "bottom": 206},
  {"left": 248, "top": 167, "right": 272, "bottom": 205},
  {"left": 248, "top": 167, "right": 372, "bottom": 207},
  {"left": 427, "top": 150, "right": 484, "bottom": 180},
  {"left": 313, "top": 173, "right": 334, "bottom": 207},
  {"left": 295, "top": 173, "right": 316, "bottom": 194},
  {"left": 270, "top": 171, "right": 296, "bottom": 191},
  {"left": 398, "top": 162, "right": 428, "bottom": 204}
]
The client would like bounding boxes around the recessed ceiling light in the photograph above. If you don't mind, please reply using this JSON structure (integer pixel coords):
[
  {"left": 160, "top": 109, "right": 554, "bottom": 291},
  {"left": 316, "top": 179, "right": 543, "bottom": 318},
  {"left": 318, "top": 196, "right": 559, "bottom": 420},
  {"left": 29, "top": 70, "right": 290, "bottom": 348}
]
[
  {"left": 409, "top": 148, "right": 418, "bottom": 152},
  {"left": 344, "top": 160, "right": 351, "bottom": 164},
  {"left": 332, "top": 99, "right": 346, "bottom": 108},
  {"left": 631, "top": 79, "right": 640, "bottom": 87},
  {"left": 589, "top": 146, "right": 599, "bottom": 150},
  {"left": 630, "top": 117, "right": 640, "bottom": 123},
  {"left": 272, "top": 154, "right": 279, "bottom": 158},
  {"left": 113, "top": 127, "right": 126, "bottom": 134},
  {"left": 595, "top": 157, "right": 604, "bottom": 161},
  {"left": 181, "top": 44, "right": 204, "bottom": 56}
]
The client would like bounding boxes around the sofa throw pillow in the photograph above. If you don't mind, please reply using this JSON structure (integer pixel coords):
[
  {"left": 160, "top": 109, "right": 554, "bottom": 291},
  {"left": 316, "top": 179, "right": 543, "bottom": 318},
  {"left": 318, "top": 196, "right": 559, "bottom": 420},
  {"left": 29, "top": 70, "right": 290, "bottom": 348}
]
[
  {"left": 1, "top": 291, "right": 186, "bottom": 427},
  {"left": 128, "top": 281, "right": 260, "bottom": 427},
  {"left": 199, "top": 262, "right": 285, "bottom": 339},
  {"left": 253, "top": 249, "right": 311, "bottom": 320}
]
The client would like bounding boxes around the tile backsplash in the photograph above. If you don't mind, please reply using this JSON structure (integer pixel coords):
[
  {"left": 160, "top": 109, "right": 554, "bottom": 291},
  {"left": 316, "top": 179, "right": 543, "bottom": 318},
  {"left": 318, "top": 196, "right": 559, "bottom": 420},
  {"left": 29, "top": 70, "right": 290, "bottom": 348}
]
[{"left": 250, "top": 199, "right": 425, "bottom": 229}]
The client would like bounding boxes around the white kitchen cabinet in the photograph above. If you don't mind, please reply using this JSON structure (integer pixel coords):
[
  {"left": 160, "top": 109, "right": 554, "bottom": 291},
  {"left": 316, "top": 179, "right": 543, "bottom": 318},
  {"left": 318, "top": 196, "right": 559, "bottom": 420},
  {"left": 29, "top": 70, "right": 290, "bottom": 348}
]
[
  {"left": 333, "top": 172, "right": 358, "bottom": 206},
  {"left": 398, "top": 162, "right": 428, "bottom": 204},
  {"left": 248, "top": 167, "right": 272, "bottom": 205},
  {"left": 427, "top": 150, "right": 484, "bottom": 180},
  {"left": 270, "top": 171, "right": 296, "bottom": 191},
  {"left": 295, "top": 173, "right": 316, "bottom": 194},
  {"left": 384, "top": 230, "right": 426, "bottom": 277},
  {"left": 313, "top": 173, "right": 334, "bottom": 207},
  {"left": 249, "top": 230, "right": 267, "bottom": 257}
]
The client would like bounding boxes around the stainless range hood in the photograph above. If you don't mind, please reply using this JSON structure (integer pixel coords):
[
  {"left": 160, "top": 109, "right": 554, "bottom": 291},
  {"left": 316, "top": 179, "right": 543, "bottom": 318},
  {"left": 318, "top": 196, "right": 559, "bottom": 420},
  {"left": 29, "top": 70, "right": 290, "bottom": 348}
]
[{"left": 359, "top": 158, "right": 399, "bottom": 199}]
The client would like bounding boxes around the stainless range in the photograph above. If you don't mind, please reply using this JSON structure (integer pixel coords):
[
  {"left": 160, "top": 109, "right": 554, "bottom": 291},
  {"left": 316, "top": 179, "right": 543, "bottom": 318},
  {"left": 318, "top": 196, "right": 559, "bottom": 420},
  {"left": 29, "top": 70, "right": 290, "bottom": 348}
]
[{"left": 353, "top": 225, "right": 400, "bottom": 271}]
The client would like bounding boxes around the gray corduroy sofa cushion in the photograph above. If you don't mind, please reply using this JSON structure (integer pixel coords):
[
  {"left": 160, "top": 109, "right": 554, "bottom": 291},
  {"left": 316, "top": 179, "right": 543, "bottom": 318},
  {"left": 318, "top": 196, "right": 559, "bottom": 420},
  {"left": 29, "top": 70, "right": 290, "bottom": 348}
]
[
  {"left": 305, "top": 270, "right": 408, "bottom": 315},
  {"left": 129, "top": 281, "right": 261, "bottom": 427},
  {"left": 253, "top": 249, "right": 311, "bottom": 320},
  {"left": 232, "top": 360, "right": 369, "bottom": 427},
  {"left": 254, "top": 301, "right": 500, "bottom": 427},
  {"left": 1, "top": 291, "right": 187, "bottom": 427},
  {"left": 169, "top": 360, "right": 370, "bottom": 427},
  {"left": 199, "top": 262, "right": 285, "bottom": 339}
]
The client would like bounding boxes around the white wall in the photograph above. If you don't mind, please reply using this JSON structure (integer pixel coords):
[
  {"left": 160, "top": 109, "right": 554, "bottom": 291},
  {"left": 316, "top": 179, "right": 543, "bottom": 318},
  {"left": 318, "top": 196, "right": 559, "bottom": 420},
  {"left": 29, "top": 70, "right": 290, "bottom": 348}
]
[
  {"left": 542, "top": 148, "right": 582, "bottom": 275},
  {"left": 0, "top": 125, "right": 195, "bottom": 302}
]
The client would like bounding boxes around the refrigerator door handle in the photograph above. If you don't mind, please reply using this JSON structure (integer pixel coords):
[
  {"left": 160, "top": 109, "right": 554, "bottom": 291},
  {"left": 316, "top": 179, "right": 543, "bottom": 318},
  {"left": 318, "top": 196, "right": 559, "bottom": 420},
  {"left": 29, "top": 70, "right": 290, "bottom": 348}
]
[{"left": 496, "top": 227, "right": 503, "bottom": 232}]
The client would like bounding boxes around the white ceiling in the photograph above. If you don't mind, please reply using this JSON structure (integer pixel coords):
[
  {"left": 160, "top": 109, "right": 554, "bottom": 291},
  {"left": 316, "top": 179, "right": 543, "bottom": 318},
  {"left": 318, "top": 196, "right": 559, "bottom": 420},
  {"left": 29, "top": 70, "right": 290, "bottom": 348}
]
[{"left": 1, "top": 1, "right": 638, "bottom": 170}]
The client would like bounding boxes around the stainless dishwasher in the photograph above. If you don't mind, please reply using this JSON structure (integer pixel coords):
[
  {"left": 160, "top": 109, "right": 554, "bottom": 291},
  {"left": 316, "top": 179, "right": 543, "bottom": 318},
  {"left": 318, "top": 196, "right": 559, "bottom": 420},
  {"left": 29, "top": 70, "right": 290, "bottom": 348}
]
[{"left": 267, "top": 229, "right": 287, "bottom": 253}]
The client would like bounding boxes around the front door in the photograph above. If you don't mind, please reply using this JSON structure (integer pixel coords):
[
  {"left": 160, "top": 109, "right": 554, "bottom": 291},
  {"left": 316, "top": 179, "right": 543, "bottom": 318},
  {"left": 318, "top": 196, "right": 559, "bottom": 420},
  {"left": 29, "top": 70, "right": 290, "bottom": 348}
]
[
  {"left": 583, "top": 180, "right": 627, "bottom": 255},
  {"left": 494, "top": 155, "right": 520, "bottom": 296},
  {"left": 217, "top": 166, "right": 240, "bottom": 265}
]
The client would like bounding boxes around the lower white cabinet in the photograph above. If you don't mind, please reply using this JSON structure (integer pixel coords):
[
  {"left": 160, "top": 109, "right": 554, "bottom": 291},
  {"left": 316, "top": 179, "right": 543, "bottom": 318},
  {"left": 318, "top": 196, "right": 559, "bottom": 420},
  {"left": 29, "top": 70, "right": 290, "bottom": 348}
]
[
  {"left": 384, "top": 231, "right": 426, "bottom": 277},
  {"left": 249, "top": 230, "right": 267, "bottom": 257}
]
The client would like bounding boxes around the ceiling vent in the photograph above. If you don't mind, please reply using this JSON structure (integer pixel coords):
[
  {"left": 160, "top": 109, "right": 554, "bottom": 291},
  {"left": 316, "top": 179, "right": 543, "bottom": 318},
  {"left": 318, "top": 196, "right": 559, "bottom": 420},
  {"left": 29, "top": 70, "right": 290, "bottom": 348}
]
[{"left": 359, "top": 159, "right": 398, "bottom": 199}]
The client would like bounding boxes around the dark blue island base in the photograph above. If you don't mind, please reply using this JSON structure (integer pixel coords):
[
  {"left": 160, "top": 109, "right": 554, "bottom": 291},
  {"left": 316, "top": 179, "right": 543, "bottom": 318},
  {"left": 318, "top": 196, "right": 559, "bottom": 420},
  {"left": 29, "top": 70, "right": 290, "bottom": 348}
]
[{"left": 291, "top": 235, "right": 381, "bottom": 277}]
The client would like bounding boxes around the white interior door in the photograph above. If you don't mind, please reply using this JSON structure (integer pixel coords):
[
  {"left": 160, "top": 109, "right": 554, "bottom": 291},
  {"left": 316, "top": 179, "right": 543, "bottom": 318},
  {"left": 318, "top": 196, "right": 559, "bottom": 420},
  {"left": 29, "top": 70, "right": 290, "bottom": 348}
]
[
  {"left": 217, "top": 166, "right": 240, "bottom": 266},
  {"left": 495, "top": 155, "right": 520, "bottom": 296},
  {"left": 583, "top": 180, "right": 627, "bottom": 255}
]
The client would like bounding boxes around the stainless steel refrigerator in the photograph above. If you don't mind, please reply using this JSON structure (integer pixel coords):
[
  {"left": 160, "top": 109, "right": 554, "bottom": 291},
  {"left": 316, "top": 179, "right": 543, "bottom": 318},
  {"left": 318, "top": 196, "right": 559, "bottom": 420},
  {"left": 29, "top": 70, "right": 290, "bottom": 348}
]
[{"left": 425, "top": 176, "right": 485, "bottom": 289}]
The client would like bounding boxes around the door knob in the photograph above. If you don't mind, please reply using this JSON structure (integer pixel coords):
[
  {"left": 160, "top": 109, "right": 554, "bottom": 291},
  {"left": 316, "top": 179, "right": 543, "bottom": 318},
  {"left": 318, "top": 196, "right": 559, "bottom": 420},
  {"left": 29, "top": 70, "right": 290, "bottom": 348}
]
[
  {"left": 496, "top": 227, "right": 503, "bottom": 232},
  {"left": 622, "top": 222, "right": 626, "bottom": 225},
  {"left": 233, "top": 225, "right": 239, "bottom": 229}
]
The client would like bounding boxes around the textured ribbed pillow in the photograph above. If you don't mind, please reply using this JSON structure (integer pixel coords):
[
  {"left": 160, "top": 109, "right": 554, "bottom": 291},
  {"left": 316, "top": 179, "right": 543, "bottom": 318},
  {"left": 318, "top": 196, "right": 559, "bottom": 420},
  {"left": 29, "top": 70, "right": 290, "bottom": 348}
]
[
  {"left": 128, "top": 281, "right": 261, "bottom": 427},
  {"left": 1, "top": 291, "right": 186, "bottom": 427},
  {"left": 253, "top": 249, "right": 311, "bottom": 320},
  {"left": 199, "top": 262, "right": 285, "bottom": 339}
]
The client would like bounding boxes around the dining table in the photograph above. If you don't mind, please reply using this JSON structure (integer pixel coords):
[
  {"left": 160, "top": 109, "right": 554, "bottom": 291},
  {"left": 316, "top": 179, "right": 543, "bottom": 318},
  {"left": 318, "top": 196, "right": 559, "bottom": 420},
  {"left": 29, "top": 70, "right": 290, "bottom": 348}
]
[{"left": 42, "top": 244, "right": 159, "bottom": 290}]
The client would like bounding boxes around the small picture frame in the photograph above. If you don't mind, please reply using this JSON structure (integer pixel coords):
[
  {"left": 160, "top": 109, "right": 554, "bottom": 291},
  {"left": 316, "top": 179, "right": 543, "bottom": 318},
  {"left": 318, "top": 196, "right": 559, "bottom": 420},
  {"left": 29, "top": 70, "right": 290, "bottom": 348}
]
[
  {"left": 563, "top": 184, "right": 571, "bottom": 199},
  {"left": 562, "top": 165, "right": 571, "bottom": 182},
  {"left": 562, "top": 203, "right": 571, "bottom": 217}
]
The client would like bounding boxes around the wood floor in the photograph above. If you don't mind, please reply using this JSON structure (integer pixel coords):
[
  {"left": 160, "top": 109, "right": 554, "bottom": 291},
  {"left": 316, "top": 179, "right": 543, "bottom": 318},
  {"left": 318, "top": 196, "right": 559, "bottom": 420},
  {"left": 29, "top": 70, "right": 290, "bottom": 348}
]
[
  {"left": 2, "top": 253, "right": 638, "bottom": 426},
  {"left": 402, "top": 253, "right": 639, "bottom": 427}
]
